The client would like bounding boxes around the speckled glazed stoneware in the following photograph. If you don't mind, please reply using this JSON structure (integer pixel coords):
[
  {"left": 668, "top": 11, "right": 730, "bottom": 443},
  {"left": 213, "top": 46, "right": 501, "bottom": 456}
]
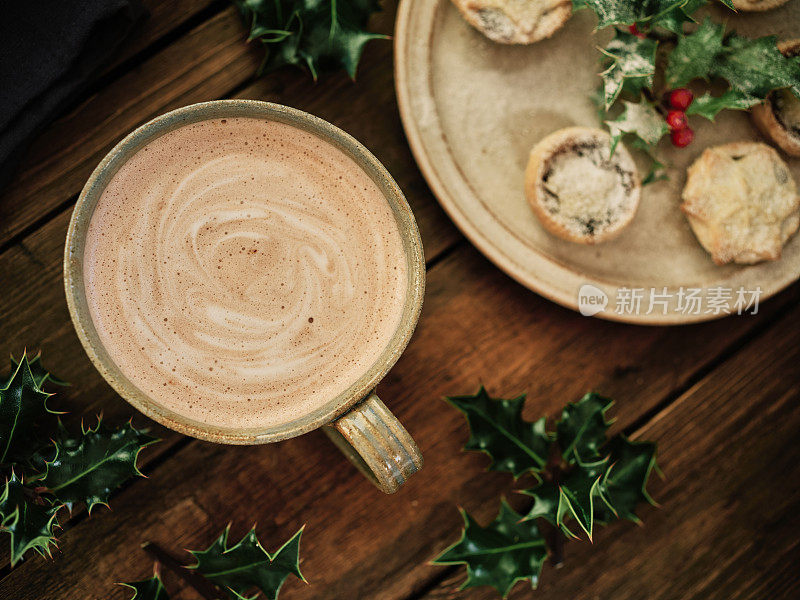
[{"left": 64, "top": 100, "right": 425, "bottom": 493}]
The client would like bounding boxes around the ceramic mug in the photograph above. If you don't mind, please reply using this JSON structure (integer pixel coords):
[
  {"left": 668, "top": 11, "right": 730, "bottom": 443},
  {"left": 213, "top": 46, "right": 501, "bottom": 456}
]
[{"left": 64, "top": 100, "right": 425, "bottom": 493}]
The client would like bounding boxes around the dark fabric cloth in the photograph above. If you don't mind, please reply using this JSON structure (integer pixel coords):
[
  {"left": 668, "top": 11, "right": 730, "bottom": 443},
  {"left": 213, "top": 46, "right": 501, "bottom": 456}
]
[{"left": 0, "top": 0, "right": 147, "bottom": 187}]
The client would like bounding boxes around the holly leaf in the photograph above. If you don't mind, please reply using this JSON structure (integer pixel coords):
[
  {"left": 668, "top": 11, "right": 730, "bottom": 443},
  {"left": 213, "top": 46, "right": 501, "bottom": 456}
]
[
  {"left": 652, "top": 0, "right": 706, "bottom": 34},
  {"left": 666, "top": 17, "right": 724, "bottom": 86},
  {"left": 10, "top": 353, "right": 69, "bottom": 390},
  {"left": 603, "top": 101, "right": 668, "bottom": 186},
  {"left": 523, "top": 435, "right": 658, "bottom": 537},
  {"left": 190, "top": 525, "right": 305, "bottom": 600},
  {"left": 0, "top": 471, "right": 61, "bottom": 565},
  {"left": 605, "top": 100, "right": 669, "bottom": 154},
  {"left": 25, "top": 419, "right": 76, "bottom": 475},
  {"left": 686, "top": 89, "right": 760, "bottom": 121},
  {"left": 668, "top": 19, "right": 800, "bottom": 100},
  {"left": 41, "top": 420, "right": 158, "bottom": 513},
  {"left": 119, "top": 575, "right": 171, "bottom": 600},
  {"left": 0, "top": 352, "right": 58, "bottom": 465},
  {"left": 630, "top": 137, "right": 668, "bottom": 185},
  {"left": 714, "top": 34, "right": 800, "bottom": 99},
  {"left": 556, "top": 456, "right": 610, "bottom": 540},
  {"left": 522, "top": 457, "right": 610, "bottom": 541},
  {"left": 433, "top": 500, "right": 547, "bottom": 598},
  {"left": 447, "top": 388, "right": 553, "bottom": 477},
  {"left": 234, "top": 0, "right": 388, "bottom": 80},
  {"left": 599, "top": 435, "right": 659, "bottom": 523},
  {"left": 556, "top": 393, "right": 613, "bottom": 462},
  {"left": 600, "top": 29, "right": 658, "bottom": 109},
  {"left": 520, "top": 481, "right": 563, "bottom": 526}
]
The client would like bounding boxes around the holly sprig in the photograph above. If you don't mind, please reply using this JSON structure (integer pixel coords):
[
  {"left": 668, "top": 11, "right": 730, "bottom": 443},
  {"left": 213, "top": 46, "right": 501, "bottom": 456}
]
[
  {"left": 577, "top": 0, "right": 800, "bottom": 179},
  {"left": 433, "top": 389, "right": 659, "bottom": 598},
  {"left": 121, "top": 524, "right": 306, "bottom": 600},
  {"left": 232, "top": 0, "right": 388, "bottom": 80},
  {"left": 0, "top": 351, "right": 158, "bottom": 565}
]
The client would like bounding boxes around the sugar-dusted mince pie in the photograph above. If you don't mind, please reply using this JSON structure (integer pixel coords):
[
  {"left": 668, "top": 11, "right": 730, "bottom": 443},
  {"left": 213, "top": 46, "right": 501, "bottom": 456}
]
[
  {"left": 524, "top": 127, "right": 641, "bottom": 244},
  {"left": 681, "top": 142, "right": 800, "bottom": 265}
]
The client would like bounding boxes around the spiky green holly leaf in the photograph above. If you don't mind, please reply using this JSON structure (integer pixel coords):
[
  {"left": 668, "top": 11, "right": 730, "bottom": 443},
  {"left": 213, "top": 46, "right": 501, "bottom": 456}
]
[
  {"left": 234, "top": 0, "right": 388, "bottom": 80},
  {"left": 522, "top": 456, "right": 610, "bottom": 541},
  {"left": 606, "top": 100, "right": 669, "bottom": 155},
  {"left": 520, "top": 481, "right": 563, "bottom": 525},
  {"left": 556, "top": 393, "right": 613, "bottom": 462},
  {"left": 667, "top": 19, "right": 800, "bottom": 99},
  {"left": 447, "top": 388, "right": 553, "bottom": 477},
  {"left": 603, "top": 100, "right": 668, "bottom": 186},
  {"left": 41, "top": 420, "right": 158, "bottom": 513},
  {"left": 0, "top": 353, "right": 58, "bottom": 465},
  {"left": 521, "top": 480, "right": 617, "bottom": 537},
  {"left": 714, "top": 34, "right": 800, "bottom": 99},
  {"left": 190, "top": 525, "right": 305, "bottom": 600},
  {"left": 666, "top": 18, "right": 724, "bottom": 86},
  {"left": 686, "top": 89, "right": 760, "bottom": 121},
  {"left": 528, "top": 436, "right": 659, "bottom": 529},
  {"left": 652, "top": 0, "right": 707, "bottom": 34},
  {"left": 599, "top": 435, "right": 658, "bottom": 523},
  {"left": 433, "top": 500, "right": 547, "bottom": 598},
  {"left": 25, "top": 419, "right": 76, "bottom": 475},
  {"left": 630, "top": 137, "right": 668, "bottom": 185},
  {"left": 600, "top": 29, "right": 658, "bottom": 109},
  {"left": 620, "top": 75, "right": 651, "bottom": 101},
  {"left": 556, "top": 456, "right": 610, "bottom": 540},
  {"left": 119, "top": 575, "right": 171, "bottom": 600},
  {"left": 0, "top": 471, "right": 61, "bottom": 565},
  {"left": 9, "top": 353, "right": 69, "bottom": 389}
]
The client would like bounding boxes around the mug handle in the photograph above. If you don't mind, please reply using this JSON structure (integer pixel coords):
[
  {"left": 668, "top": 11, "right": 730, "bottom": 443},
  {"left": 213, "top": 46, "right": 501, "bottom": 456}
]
[{"left": 323, "top": 392, "right": 423, "bottom": 494}]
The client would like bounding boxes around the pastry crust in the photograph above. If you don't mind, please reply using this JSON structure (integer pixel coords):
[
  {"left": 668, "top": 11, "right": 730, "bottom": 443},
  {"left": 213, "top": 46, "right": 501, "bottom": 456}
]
[
  {"left": 681, "top": 142, "right": 800, "bottom": 265},
  {"left": 733, "top": 0, "right": 791, "bottom": 11},
  {"left": 751, "top": 39, "right": 800, "bottom": 157},
  {"left": 524, "top": 127, "right": 641, "bottom": 244},
  {"left": 451, "top": 0, "right": 572, "bottom": 44}
]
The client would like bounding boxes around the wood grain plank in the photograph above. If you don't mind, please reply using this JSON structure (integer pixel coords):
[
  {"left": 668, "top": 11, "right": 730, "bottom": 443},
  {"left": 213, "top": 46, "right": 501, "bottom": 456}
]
[
  {"left": 0, "top": 6, "right": 261, "bottom": 248},
  {"left": 424, "top": 299, "right": 800, "bottom": 600},
  {"left": 1, "top": 242, "right": 796, "bottom": 598},
  {"left": 107, "top": 0, "right": 224, "bottom": 72}
]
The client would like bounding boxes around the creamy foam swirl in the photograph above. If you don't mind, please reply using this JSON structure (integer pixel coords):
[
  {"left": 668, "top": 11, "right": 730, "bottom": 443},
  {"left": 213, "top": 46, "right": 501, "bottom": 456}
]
[{"left": 84, "top": 118, "right": 408, "bottom": 429}]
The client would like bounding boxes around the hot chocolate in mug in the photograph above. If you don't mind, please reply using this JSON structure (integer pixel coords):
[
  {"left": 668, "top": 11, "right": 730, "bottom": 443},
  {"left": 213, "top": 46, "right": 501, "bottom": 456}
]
[{"left": 64, "top": 100, "right": 425, "bottom": 493}]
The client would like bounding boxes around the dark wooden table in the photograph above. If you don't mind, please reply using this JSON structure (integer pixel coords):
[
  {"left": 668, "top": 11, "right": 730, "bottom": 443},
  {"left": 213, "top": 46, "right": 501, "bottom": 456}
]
[{"left": 1, "top": 2, "right": 799, "bottom": 598}]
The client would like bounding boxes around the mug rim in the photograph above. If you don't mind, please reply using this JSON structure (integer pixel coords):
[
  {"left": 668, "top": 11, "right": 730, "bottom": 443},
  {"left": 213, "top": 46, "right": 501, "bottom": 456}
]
[{"left": 64, "top": 100, "right": 425, "bottom": 444}]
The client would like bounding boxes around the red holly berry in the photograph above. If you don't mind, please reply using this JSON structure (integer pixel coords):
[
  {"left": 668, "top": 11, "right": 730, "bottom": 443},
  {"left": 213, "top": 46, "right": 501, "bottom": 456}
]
[
  {"left": 628, "top": 23, "right": 646, "bottom": 39},
  {"left": 666, "top": 109, "right": 688, "bottom": 131},
  {"left": 671, "top": 127, "right": 694, "bottom": 148},
  {"left": 668, "top": 88, "right": 694, "bottom": 111}
]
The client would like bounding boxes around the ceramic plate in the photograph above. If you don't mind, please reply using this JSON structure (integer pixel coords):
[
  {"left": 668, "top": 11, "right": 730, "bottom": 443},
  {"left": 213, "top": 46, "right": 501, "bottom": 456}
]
[{"left": 395, "top": 0, "right": 800, "bottom": 324}]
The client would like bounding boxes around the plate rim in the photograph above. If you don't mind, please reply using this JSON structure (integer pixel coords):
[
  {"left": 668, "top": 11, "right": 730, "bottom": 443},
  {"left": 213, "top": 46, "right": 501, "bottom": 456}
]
[{"left": 393, "top": 0, "right": 798, "bottom": 326}]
